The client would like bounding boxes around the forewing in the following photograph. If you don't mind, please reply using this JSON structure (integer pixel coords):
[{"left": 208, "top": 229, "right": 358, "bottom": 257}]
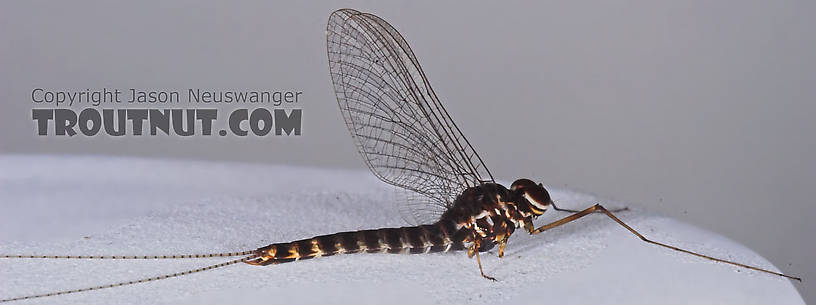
[{"left": 326, "top": 9, "right": 494, "bottom": 221}]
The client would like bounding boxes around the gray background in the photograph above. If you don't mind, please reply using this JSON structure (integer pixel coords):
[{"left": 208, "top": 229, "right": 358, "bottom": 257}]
[{"left": 1, "top": 0, "right": 813, "bottom": 302}]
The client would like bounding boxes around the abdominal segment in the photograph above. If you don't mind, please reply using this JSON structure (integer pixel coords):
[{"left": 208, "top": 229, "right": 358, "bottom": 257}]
[{"left": 246, "top": 221, "right": 468, "bottom": 266}]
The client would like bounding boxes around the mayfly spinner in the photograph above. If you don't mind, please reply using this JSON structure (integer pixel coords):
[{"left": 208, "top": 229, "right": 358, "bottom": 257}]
[{"left": 0, "top": 8, "right": 800, "bottom": 303}]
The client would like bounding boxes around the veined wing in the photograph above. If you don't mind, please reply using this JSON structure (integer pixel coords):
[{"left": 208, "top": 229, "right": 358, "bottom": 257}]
[{"left": 326, "top": 9, "right": 494, "bottom": 222}]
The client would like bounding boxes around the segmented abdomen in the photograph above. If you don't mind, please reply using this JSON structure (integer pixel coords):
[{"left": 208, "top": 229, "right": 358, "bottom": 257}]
[{"left": 246, "top": 220, "right": 467, "bottom": 266}]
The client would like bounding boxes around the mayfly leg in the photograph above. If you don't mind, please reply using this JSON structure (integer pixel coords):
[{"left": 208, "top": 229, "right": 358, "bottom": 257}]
[
  {"left": 527, "top": 204, "right": 801, "bottom": 281},
  {"left": 467, "top": 238, "right": 497, "bottom": 281},
  {"left": 551, "top": 201, "right": 628, "bottom": 213}
]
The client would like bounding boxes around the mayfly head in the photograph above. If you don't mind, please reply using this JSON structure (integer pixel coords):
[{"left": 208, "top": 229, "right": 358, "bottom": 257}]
[{"left": 510, "top": 178, "right": 553, "bottom": 216}]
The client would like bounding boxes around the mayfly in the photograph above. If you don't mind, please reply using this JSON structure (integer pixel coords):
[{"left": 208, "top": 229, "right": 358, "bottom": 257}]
[{"left": 0, "top": 8, "right": 800, "bottom": 303}]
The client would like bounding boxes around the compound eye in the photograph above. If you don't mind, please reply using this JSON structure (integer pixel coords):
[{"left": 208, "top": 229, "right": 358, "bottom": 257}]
[
  {"left": 523, "top": 184, "right": 552, "bottom": 210},
  {"left": 511, "top": 178, "right": 536, "bottom": 191}
]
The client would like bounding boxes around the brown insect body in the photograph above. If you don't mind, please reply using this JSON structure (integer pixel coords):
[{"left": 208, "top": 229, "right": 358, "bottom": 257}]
[{"left": 248, "top": 180, "right": 553, "bottom": 265}]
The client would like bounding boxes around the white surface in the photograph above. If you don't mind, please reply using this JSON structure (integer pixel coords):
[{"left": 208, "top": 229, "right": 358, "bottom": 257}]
[{"left": 0, "top": 155, "right": 803, "bottom": 304}]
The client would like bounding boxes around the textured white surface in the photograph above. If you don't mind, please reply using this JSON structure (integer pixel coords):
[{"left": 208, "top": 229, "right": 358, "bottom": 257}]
[{"left": 0, "top": 155, "right": 803, "bottom": 304}]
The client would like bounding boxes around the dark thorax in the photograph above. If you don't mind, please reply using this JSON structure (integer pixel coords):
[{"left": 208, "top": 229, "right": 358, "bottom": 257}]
[{"left": 437, "top": 180, "right": 554, "bottom": 253}]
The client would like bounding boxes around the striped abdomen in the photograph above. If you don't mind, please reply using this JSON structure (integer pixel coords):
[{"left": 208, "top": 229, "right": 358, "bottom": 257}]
[{"left": 246, "top": 221, "right": 467, "bottom": 266}]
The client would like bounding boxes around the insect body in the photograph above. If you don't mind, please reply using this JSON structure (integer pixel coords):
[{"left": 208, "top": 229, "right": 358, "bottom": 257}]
[
  {"left": 247, "top": 181, "right": 547, "bottom": 275},
  {"left": 0, "top": 8, "right": 800, "bottom": 303}
]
